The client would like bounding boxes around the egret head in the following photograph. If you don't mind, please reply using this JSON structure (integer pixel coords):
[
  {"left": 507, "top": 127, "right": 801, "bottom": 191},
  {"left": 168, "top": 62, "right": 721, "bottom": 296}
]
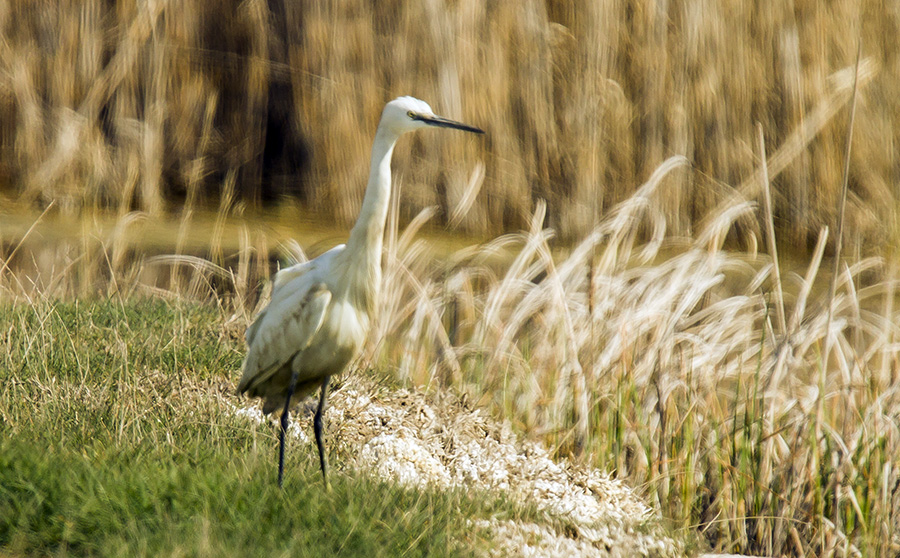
[{"left": 381, "top": 96, "right": 484, "bottom": 136}]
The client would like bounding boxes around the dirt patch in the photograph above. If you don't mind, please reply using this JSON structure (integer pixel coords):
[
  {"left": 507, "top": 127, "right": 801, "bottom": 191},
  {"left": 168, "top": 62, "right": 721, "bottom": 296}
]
[{"left": 228, "top": 373, "right": 682, "bottom": 557}]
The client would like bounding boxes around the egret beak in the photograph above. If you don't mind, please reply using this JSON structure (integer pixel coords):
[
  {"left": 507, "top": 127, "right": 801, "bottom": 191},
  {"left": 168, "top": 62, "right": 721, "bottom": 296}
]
[{"left": 415, "top": 114, "right": 485, "bottom": 134}]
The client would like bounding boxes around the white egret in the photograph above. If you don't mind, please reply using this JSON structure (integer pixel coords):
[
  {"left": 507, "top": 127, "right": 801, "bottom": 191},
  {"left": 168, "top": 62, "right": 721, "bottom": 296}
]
[{"left": 237, "top": 96, "right": 484, "bottom": 488}]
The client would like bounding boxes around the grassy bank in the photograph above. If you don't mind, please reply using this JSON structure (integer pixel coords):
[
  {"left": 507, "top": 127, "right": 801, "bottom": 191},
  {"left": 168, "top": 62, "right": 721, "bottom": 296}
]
[
  {"left": 0, "top": 300, "right": 529, "bottom": 557},
  {"left": 3, "top": 159, "right": 900, "bottom": 555}
]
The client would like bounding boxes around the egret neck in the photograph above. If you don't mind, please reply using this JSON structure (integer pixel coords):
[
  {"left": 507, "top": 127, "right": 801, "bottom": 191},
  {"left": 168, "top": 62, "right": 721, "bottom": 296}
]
[{"left": 341, "top": 123, "right": 399, "bottom": 311}]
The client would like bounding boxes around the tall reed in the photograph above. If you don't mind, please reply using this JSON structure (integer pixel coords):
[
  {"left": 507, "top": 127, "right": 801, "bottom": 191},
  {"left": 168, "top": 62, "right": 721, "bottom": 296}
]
[{"left": 358, "top": 154, "right": 900, "bottom": 556}]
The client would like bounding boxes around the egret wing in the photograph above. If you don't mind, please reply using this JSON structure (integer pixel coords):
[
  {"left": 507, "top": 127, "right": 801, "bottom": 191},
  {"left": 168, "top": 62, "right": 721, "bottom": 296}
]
[
  {"left": 271, "top": 260, "right": 312, "bottom": 290},
  {"left": 238, "top": 281, "right": 332, "bottom": 394},
  {"left": 244, "top": 243, "right": 343, "bottom": 345},
  {"left": 245, "top": 259, "right": 315, "bottom": 346},
  {"left": 271, "top": 244, "right": 344, "bottom": 292},
  {"left": 244, "top": 310, "right": 265, "bottom": 346}
]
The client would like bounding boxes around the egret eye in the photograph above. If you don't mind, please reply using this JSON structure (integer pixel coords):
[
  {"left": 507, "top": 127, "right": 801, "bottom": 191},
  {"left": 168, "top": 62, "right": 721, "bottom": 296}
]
[{"left": 407, "top": 111, "right": 416, "bottom": 119}]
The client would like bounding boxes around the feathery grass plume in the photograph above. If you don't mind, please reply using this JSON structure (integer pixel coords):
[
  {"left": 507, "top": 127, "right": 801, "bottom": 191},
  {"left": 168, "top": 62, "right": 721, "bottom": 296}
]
[{"left": 356, "top": 154, "right": 899, "bottom": 555}]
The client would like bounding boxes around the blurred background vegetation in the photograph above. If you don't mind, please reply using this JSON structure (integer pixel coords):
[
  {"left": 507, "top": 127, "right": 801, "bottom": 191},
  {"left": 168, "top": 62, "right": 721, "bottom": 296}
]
[{"left": 0, "top": 0, "right": 896, "bottom": 248}]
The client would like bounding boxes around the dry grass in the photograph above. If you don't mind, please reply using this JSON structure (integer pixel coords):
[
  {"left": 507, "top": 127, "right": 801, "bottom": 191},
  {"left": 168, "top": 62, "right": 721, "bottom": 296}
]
[
  {"left": 354, "top": 155, "right": 898, "bottom": 557},
  {"left": 1, "top": 0, "right": 898, "bottom": 245}
]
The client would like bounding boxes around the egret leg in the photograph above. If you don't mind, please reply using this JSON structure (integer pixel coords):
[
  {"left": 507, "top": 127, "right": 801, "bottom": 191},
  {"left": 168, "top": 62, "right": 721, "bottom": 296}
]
[
  {"left": 314, "top": 376, "right": 331, "bottom": 490},
  {"left": 278, "top": 369, "right": 300, "bottom": 488}
]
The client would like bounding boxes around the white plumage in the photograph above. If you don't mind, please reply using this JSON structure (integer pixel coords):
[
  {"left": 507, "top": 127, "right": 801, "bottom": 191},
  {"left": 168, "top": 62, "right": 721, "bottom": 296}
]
[{"left": 237, "top": 96, "right": 484, "bottom": 488}]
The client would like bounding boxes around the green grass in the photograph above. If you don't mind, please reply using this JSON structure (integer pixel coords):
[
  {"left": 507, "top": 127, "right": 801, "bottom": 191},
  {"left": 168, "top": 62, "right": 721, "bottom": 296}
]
[
  {"left": 0, "top": 436, "right": 500, "bottom": 557},
  {"left": 0, "top": 300, "right": 516, "bottom": 557}
]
